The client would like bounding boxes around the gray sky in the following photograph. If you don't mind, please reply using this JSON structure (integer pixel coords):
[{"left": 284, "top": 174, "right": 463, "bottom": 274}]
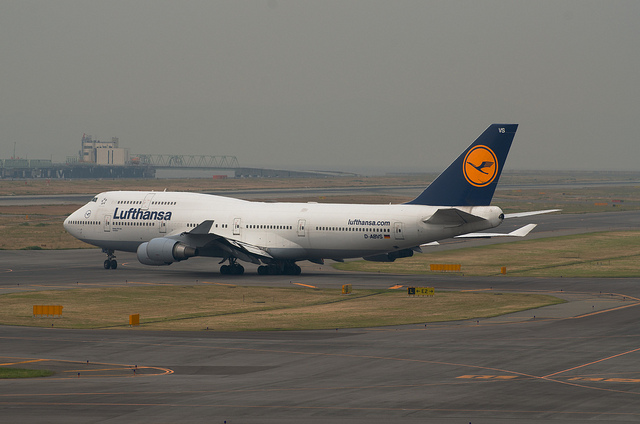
[{"left": 1, "top": 1, "right": 639, "bottom": 173}]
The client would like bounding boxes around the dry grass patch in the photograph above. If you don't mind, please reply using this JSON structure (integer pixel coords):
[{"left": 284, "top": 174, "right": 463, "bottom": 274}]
[
  {"left": 0, "top": 285, "right": 560, "bottom": 331},
  {"left": 0, "top": 205, "right": 90, "bottom": 249},
  {"left": 0, "top": 176, "right": 433, "bottom": 196}
]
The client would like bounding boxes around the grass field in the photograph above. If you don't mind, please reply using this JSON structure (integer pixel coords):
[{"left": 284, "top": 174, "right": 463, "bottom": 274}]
[
  {"left": 1, "top": 170, "right": 638, "bottom": 196},
  {"left": 0, "top": 285, "right": 561, "bottom": 331},
  {"left": 0, "top": 368, "right": 54, "bottom": 379},
  {"left": 335, "top": 231, "right": 640, "bottom": 278},
  {"left": 0, "top": 175, "right": 434, "bottom": 196}
]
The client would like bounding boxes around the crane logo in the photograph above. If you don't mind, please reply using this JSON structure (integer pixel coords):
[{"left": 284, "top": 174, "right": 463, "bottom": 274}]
[{"left": 463, "top": 145, "right": 498, "bottom": 187}]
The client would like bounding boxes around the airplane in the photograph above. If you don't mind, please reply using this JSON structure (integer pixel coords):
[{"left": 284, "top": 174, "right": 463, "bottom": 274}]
[{"left": 63, "top": 124, "right": 558, "bottom": 275}]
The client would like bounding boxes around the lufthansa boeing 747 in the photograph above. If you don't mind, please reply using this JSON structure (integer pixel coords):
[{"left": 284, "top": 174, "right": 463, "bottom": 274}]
[{"left": 64, "top": 124, "right": 557, "bottom": 275}]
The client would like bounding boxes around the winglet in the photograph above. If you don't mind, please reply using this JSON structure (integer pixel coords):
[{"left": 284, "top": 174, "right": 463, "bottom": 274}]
[{"left": 407, "top": 124, "right": 518, "bottom": 206}]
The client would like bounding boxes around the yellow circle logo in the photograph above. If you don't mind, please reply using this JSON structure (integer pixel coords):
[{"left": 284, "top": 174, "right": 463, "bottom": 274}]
[{"left": 463, "top": 145, "right": 498, "bottom": 187}]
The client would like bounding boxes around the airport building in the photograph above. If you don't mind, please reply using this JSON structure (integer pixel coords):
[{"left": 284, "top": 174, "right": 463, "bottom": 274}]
[{"left": 80, "top": 134, "right": 129, "bottom": 166}]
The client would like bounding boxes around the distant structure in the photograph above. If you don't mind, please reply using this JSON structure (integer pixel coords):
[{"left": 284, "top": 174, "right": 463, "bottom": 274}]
[
  {"left": 0, "top": 133, "right": 350, "bottom": 179},
  {"left": 79, "top": 134, "right": 128, "bottom": 166}
]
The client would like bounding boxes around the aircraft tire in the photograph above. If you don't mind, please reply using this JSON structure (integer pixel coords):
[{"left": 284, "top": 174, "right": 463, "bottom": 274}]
[
  {"left": 104, "top": 260, "right": 111, "bottom": 269},
  {"left": 220, "top": 265, "right": 230, "bottom": 275},
  {"left": 110, "top": 260, "right": 117, "bottom": 269},
  {"left": 282, "top": 263, "right": 301, "bottom": 275},
  {"left": 257, "top": 266, "right": 268, "bottom": 275}
]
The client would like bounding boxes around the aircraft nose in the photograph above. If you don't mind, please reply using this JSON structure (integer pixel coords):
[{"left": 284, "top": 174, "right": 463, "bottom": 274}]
[
  {"left": 64, "top": 209, "right": 81, "bottom": 233},
  {"left": 63, "top": 214, "right": 72, "bottom": 231}
]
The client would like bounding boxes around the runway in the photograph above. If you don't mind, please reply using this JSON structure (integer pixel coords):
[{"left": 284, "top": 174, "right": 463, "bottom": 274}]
[{"left": 1, "top": 211, "right": 640, "bottom": 422}]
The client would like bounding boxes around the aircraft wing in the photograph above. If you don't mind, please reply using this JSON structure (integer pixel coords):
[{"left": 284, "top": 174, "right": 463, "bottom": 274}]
[{"left": 181, "top": 219, "right": 273, "bottom": 264}]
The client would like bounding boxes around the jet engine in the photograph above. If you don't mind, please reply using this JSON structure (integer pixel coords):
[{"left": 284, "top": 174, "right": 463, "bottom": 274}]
[{"left": 137, "top": 237, "right": 198, "bottom": 266}]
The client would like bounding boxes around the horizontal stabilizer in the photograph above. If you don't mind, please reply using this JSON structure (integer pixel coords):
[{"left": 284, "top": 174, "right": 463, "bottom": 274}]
[
  {"left": 424, "top": 208, "right": 486, "bottom": 226},
  {"left": 455, "top": 223, "right": 537, "bottom": 239},
  {"left": 504, "top": 209, "right": 561, "bottom": 219}
]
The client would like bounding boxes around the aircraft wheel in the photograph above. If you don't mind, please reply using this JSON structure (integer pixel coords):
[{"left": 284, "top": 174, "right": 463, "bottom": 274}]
[
  {"left": 257, "top": 266, "right": 268, "bottom": 275},
  {"left": 268, "top": 265, "right": 281, "bottom": 275},
  {"left": 110, "top": 259, "right": 118, "bottom": 269},
  {"left": 104, "top": 260, "right": 111, "bottom": 269},
  {"left": 220, "top": 265, "right": 230, "bottom": 275}
]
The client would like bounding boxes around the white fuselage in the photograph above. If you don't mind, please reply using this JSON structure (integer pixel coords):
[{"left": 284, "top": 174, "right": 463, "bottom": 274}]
[{"left": 64, "top": 191, "right": 504, "bottom": 262}]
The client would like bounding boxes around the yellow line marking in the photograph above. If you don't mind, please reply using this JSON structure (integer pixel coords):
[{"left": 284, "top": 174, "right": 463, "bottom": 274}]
[
  {"left": 388, "top": 285, "right": 403, "bottom": 290},
  {"left": 460, "top": 288, "right": 494, "bottom": 292},
  {"left": 0, "top": 359, "right": 48, "bottom": 366},
  {"left": 569, "top": 377, "right": 640, "bottom": 383},
  {"left": 543, "top": 346, "right": 640, "bottom": 378},
  {"left": 457, "top": 375, "right": 517, "bottom": 380},
  {"left": 572, "top": 302, "right": 640, "bottom": 319},
  {"left": 293, "top": 283, "right": 317, "bottom": 288}
]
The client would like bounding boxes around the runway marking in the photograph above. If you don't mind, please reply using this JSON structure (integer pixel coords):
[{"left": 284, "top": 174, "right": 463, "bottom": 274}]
[
  {"left": 0, "top": 359, "right": 47, "bottom": 366},
  {"left": 127, "top": 341, "right": 640, "bottom": 396},
  {"left": 292, "top": 283, "right": 317, "bottom": 288},
  {"left": 0, "top": 357, "right": 173, "bottom": 379},
  {"left": 569, "top": 377, "right": 640, "bottom": 383},
  {"left": 457, "top": 374, "right": 518, "bottom": 380},
  {"left": 542, "top": 346, "right": 640, "bottom": 378},
  {"left": 460, "top": 288, "right": 493, "bottom": 292},
  {"left": 388, "top": 285, "right": 403, "bottom": 289},
  {"left": 572, "top": 301, "right": 640, "bottom": 319},
  {"left": 202, "top": 281, "right": 237, "bottom": 286}
]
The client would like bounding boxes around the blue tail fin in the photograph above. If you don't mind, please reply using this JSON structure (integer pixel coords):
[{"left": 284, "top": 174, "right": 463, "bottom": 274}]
[{"left": 406, "top": 124, "right": 518, "bottom": 206}]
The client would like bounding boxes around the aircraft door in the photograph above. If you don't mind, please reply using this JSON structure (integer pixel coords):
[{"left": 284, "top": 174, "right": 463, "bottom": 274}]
[
  {"left": 297, "top": 219, "right": 306, "bottom": 237},
  {"left": 141, "top": 193, "right": 155, "bottom": 210},
  {"left": 394, "top": 222, "right": 404, "bottom": 240},
  {"left": 159, "top": 221, "right": 167, "bottom": 234},
  {"left": 233, "top": 218, "right": 241, "bottom": 235},
  {"left": 104, "top": 215, "right": 111, "bottom": 232}
]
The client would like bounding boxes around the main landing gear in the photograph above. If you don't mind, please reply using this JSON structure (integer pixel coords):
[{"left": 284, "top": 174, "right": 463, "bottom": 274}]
[
  {"left": 220, "top": 258, "right": 244, "bottom": 275},
  {"left": 257, "top": 262, "right": 301, "bottom": 276},
  {"left": 102, "top": 248, "right": 117, "bottom": 269}
]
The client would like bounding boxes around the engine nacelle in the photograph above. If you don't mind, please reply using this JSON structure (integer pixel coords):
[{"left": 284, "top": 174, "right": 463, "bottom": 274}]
[{"left": 137, "top": 238, "right": 198, "bottom": 266}]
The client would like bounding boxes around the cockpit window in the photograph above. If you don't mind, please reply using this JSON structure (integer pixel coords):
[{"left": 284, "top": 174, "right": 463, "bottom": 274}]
[{"left": 91, "top": 197, "right": 98, "bottom": 202}]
